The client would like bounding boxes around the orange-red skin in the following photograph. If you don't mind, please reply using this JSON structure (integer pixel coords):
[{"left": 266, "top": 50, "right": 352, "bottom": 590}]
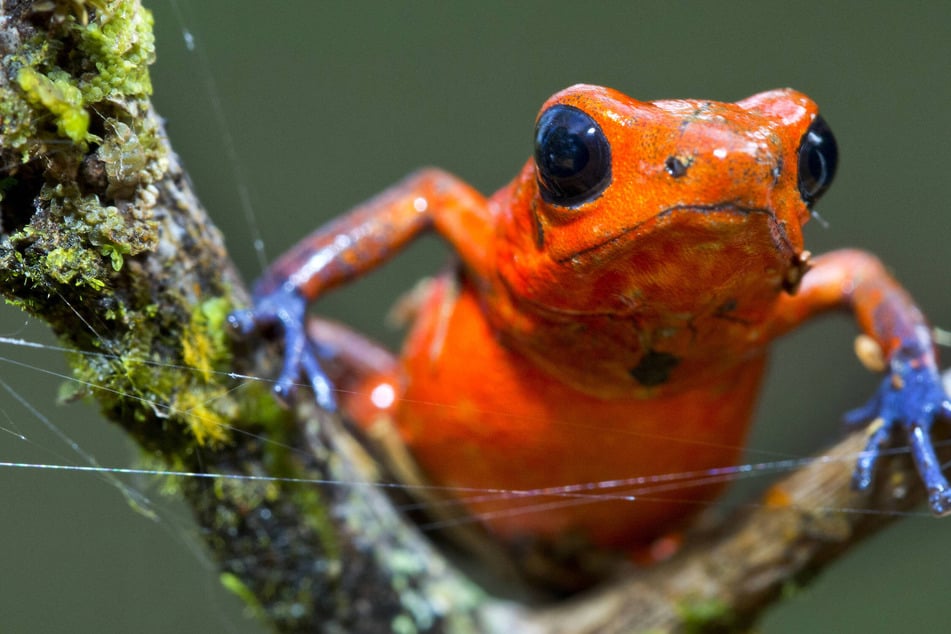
[{"left": 257, "top": 85, "right": 935, "bottom": 551}]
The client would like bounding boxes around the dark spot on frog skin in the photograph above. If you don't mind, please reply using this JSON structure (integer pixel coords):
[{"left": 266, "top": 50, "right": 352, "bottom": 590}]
[
  {"left": 717, "top": 298, "right": 737, "bottom": 314},
  {"left": 713, "top": 298, "right": 750, "bottom": 325},
  {"left": 629, "top": 350, "right": 681, "bottom": 386},
  {"left": 665, "top": 156, "right": 689, "bottom": 178}
]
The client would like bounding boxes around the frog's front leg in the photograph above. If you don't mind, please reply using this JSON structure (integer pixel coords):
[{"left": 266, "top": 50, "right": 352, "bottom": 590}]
[
  {"left": 767, "top": 249, "right": 951, "bottom": 514},
  {"left": 228, "top": 168, "right": 490, "bottom": 410}
]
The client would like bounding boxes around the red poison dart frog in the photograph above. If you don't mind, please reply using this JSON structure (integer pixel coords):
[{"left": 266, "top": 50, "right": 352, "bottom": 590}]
[{"left": 230, "top": 85, "right": 951, "bottom": 581}]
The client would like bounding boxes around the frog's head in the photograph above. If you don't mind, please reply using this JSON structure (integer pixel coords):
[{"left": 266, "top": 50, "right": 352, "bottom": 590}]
[{"left": 496, "top": 84, "right": 837, "bottom": 321}]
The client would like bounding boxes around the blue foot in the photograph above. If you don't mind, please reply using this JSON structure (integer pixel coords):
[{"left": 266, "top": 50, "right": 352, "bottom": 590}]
[
  {"left": 845, "top": 355, "right": 951, "bottom": 516},
  {"left": 228, "top": 286, "right": 338, "bottom": 411}
]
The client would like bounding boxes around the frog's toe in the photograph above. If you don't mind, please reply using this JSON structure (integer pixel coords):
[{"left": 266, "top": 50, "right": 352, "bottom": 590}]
[
  {"left": 272, "top": 316, "right": 306, "bottom": 404},
  {"left": 928, "top": 488, "right": 951, "bottom": 517},
  {"left": 268, "top": 336, "right": 337, "bottom": 410},
  {"left": 270, "top": 303, "right": 338, "bottom": 411},
  {"left": 226, "top": 307, "right": 259, "bottom": 336},
  {"left": 851, "top": 420, "right": 892, "bottom": 491},
  {"left": 906, "top": 420, "right": 951, "bottom": 516},
  {"left": 847, "top": 361, "right": 951, "bottom": 514},
  {"left": 229, "top": 288, "right": 338, "bottom": 411},
  {"left": 851, "top": 411, "right": 951, "bottom": 516},
  {"left": 301, "top": 349, "right": 337, "bottom": 411},
  {"left": 843, "top": 395, "right": 881, "bottom": 429}
]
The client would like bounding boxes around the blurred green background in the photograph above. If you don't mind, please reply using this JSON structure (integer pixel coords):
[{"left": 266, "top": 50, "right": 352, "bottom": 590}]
[{"left": 1, "top": 1, "right": 949, "bottom": 632}]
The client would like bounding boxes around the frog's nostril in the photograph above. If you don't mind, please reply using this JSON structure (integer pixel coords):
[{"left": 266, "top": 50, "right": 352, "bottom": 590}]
[{"left": 665, "top": 156, "right": 689, "bottom": 178}]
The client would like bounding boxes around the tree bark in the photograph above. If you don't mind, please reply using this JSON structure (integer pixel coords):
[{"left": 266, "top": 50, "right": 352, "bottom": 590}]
[{"left": 0, "top": 2, "right": 941, "bottom": 632}]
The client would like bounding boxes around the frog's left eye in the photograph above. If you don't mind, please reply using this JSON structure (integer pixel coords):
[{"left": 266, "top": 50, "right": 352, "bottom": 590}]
[
  {"left": 534, "top": 104, "right": 612, "bottom": 207},
  {"left": 797, "top": 115, "right": 838, "bottom": 206}
]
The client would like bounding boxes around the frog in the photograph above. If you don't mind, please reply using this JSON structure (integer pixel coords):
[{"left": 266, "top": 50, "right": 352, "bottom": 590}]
[{"left": 229, "top": 84, "right": 951, "bottom": 584}]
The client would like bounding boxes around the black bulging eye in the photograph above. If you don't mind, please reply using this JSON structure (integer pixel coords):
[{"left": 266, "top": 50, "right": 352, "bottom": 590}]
[
  {"left": 797, "top": 115, "right": 837, "bottom": 206},
  {"left": 534, "top": 104, "right": 612, "bottom": 207}
]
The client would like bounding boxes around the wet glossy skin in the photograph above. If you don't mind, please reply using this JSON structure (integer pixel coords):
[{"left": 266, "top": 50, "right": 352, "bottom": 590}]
[{"left": 231, "top": 85, "right": 951, "bottom": 562}]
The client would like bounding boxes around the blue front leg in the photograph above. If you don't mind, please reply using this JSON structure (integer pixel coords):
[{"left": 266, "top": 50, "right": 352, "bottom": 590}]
[
  {"left": 228, "top": 285, "right": 338, "bottom": 411},
  {"left": 846, "top": 351, "right": 951, "bottom": 515}
]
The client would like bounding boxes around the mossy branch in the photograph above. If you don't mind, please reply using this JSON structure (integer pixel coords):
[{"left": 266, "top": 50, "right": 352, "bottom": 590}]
[
  {"left": 0, "top": 2, "right": 939, "bottom": 632},
  {"left": 1, "top": 2, "right": 485, "bottom": 632}
]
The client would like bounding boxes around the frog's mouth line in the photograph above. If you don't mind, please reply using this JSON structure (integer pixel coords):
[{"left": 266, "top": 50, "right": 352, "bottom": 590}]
[{"left": 553, "top": 202, "right": 793, "bottom": 264}]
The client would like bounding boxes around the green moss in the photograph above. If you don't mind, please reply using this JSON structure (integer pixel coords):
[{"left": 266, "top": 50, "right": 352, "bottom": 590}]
[
  {"left": 16, "top": 67, "right": 93, "bottom": 143},
  {"left": 170, "top": 296, "right": 240, "bottom": 445},
  {"left": 220, "top": 572, "right": 266, "bottom": 621},
  {"left": 0, "top": 82, "right": 41, "bottom": 153},
  {"left": 391, "top": 614, "right": 419, "bottom": 634},
  {"left": 98, "top": 118, "right": 166, "bottom": 197},
  {"left": 100, "top": 243, "right": 128, "bottom": 271},
  {"left": 76, "top": 0, "right": 155, "bottom": 103},
  {"left": 2, "top": 0, "right": 163, "bottom": 296},
  {"left": 184, "top": 297, "right": 233, "bottom": 381},
  {"left": 291, "top": 480, "right": 341, "bottom": 559},
  {"left": 236, "top": 379, "right": 292, "bottom": 433},
  {"left": 1, "top": 0, "right": 155, "bottom": 162},
  {"left": 43, "top": 245, "right": 104, "bottom": 287},
  {"left": 61, "top": 291, "right": 242, "bottom": 448},
  {"left": 8, "top": 183, "right": 157, "bottom": 292},
  {"left": 677, "top": 596, "right": 736, "bottom": 633}
]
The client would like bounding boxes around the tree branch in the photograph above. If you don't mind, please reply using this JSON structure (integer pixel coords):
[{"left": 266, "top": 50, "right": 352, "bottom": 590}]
[
  {"left": 0, "top": 3, "right": 486, "bottom": 632},
  {"left": 0, "top": 2, "right": 939, "bottom": 632},
  {"left": 522, "top": 430, "right": 940, "bottom": 632}
]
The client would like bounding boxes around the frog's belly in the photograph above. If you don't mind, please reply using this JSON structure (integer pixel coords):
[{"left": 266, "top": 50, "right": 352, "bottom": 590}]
[{"left": 383, "top": 281, "right": 767, "bottom": 549}]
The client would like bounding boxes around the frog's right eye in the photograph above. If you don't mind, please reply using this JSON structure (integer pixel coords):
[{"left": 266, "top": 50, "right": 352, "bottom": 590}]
[
  {"left": 797, "top": 115, "right": 838, "bottom": 206},
  {"left": 534, "top": 104, "right": 612, "bottom": 207}
]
